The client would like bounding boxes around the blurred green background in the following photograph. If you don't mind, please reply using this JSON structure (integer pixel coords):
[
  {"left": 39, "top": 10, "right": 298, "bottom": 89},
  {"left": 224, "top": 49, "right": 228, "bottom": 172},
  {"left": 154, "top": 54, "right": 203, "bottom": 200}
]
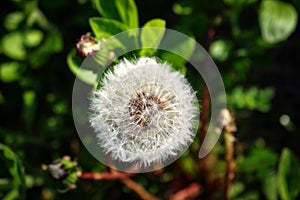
[{"left": 1, "top": 0, "right": 300, "bottom": 199}]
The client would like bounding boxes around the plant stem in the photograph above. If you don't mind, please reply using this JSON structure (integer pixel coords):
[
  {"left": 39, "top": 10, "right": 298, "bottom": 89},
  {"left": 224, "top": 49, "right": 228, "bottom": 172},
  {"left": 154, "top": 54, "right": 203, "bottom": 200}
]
[
  {"left": 200, "top": 86, "right": 210, "bottom": 144},
  {"left": 79, "top": 171, "right": 131, "bottom": 180},
  {"left": 222, "top": 109, "right": 236, "bottom": 200},
  {"left": 121, "top": 178, "right": 159, "bottom": 200},
  {"left": 224, "top": 131, "right": 235, "bottom": 200},
  {"left": 109, "top": 168, "right": 159, "bottom": 200},
  {"left": 169, "top": 183, "right": 201, "bottom": 200}
]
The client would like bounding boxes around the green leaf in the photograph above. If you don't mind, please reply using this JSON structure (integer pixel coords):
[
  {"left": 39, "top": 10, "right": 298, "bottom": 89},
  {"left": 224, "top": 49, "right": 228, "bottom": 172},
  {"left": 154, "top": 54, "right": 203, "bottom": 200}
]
[
  {"left": 158, "top": 31, "right": 196, "bottom": 75},
  {"left": 93, "top": 0, "right": 120, "bottom": 20},
  {"left": 23, "top": 91, "right": 36, "bottom": 131},
  {"left": 228, "top": 87, "right": 274, "bottom": 112},
  {"left": 262, "top": 172, "right": 278, "bottom": 200},
  {"left": 4, "top": 12, "right": 24, "bottom": 31},
  {"left": 173, "top": 3, "right": 192, "bottom": 15},
  {"left": 209, "top": 40, "right": 232, "bottom": 62},
  {"left": 158, "top": 32, "right": 196, "bottom": 71},
  {"left": 161, "top": 31, "right": 196, "bottom": 61},
  {"left": 0, "top": 144, "right": 25, "bottom": 200},
  {"left": 180, "top": 155, "right": 196, "bottom": 175},
  {"left": 89, "top": 17, "right": 129, "bottom": 39},
  {"left": 235, "top": 191, "right": 260, "bottom": 200},
  {"left": 230, "top": 182, "right": 245, "bottom": 198},
  {"left": 67, "top": 49, "right": 97, "bottom": 85},
  {"left": 46, "top": 31, "right": 63, "bottom": 53},
  {"left": 24, "top": 29, "right": 44, "bottom": 47},
  {"left": 259, "top": 0, "right": 298, "bottom": 43},
  {"left": 27, "top": 8, "right": 49, "bottom": 29},
  {"left": 115, "top": 0, "right": 139, "bottom": 28},
  {"left": 141, "top": 19, "right": 166, "bottom": 47},
  {"left": 237, "top": 146, "right": 278, "bottom": 182},
  {"left": 1, "top": 32, "right": 26, "bottom": 60},
  {"left": 28, "top": 30, "right": 63, "bottom": 68},
  {"left": 159, "top": 51, "right": 187, "bottom": 75},
  {"left": 278, "top": 148, "right": 300, "bottom": 200},
  {"left": 0, "top": 62, "right": 23, "bottom": 82},
  {"left": 140, "top": 19, "right": 166, "bottom": 56}
]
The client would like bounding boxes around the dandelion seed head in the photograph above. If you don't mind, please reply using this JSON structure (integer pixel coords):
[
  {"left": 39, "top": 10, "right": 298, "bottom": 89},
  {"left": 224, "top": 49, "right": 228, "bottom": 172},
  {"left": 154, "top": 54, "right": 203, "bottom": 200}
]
[{"left": 89, "top": 57, "right": 199, "bottom": 168}]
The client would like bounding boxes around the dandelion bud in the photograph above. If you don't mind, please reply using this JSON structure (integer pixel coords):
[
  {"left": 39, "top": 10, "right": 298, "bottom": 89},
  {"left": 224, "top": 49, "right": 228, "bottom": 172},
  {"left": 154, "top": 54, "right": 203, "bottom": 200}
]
[
  {"left": 89, "top": 57, "right": 200, "bottom": 168},
  {"left": 75, "top": 33, "right": 100, "bottom": 57}
]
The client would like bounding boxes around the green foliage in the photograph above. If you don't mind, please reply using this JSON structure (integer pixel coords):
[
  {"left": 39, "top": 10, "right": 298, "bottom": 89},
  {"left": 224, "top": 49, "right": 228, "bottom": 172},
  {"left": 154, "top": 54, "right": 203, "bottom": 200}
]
[
  {"left": 24, "top": 29, "right": 43, "bottom": 47},
  {"left": 93, "top": 0, "right": 139, "bottom": 29},
  {"left": 140, "top": 19, "right": 166, "bottom": 56},
  {"left": 210, "top": 40, "right": 232, "bottom": 62},
  {"left": 67, "top": 49, "right": 98, "bottom": 85},
  {"left": 0, "top": 62, "right": 23, "bottom": 83},
  {"left": 158, "top": 33, "right": 195, "bottom": 75},
  {"left": 115, "top": 0, "right": 139, "bottom": 28},
  {"left": 89, "top": 17, "right": 129, "bottom": 39},
  {"left": 94, "top": 0, "right": 121, "bottom": 20},
  {"left": 235, "top": 141, "right": 300, "bottom": 200},
  {"left": 235, "top": 142, "right": 278, "bottom": 200},
  {"left": 3, "top": 11, "right": 24, "bottom": 31},
  {"left": 0, "top": 144, "right": 25, "bottom": 200},
  {"left": 42, "top": 156, "right": 80, "bottom": 192},
  {"left": 262, "top": 172, "right": 277, "bottom": 200},
  {"left": 69, "top": 0, "right": 170, "bottom": 84},
  {"left": 278, "top": 148, "right": 300, "bottom": 200},
  {"left": 259, "top": 0, "right": 298, "bottom": 44},
  {"left": 22, "top": 90, "right": 36, "bottom": 131},
  {"left": 173, "top": 3, "right": 192, "bottom": 16},
  {"left": 237, "top": 145, "right": 278, "bottom": 181},
  {"left": 228, "top": 87, "right": 274, "bottom": 112},
  {"left": 1, "top": 32, "right": 27, "bottom": 60}
]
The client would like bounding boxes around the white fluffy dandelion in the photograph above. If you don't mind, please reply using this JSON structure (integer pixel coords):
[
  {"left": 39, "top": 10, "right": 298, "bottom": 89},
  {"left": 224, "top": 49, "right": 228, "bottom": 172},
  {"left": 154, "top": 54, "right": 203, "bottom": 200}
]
[{"left": 89, "top": 57, "right": 199, "bottom": 167}]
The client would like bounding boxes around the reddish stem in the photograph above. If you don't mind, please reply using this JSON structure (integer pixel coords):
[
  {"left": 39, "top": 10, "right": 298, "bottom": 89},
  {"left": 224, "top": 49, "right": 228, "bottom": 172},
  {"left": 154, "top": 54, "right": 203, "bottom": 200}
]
[
  {"left": 121, "top": 178, "right": 159, "bottom": 200},
  {"left": 79, "top": 172, "right": 131, "bottom": 180},
  {"left": 169, "top": 183, "right": 201, "bottom": 200},
  {"left": 200, "top": 27, "right": 215, "bottom": 143},
  {"left": 224, "top": 131, "right": 235, "bottom": 200},
  {"left": 200, "top": 86, "right": 210, "bottom": 143},
  {"left": 109, "top": 168, "right": 159, "bottom": 200}
]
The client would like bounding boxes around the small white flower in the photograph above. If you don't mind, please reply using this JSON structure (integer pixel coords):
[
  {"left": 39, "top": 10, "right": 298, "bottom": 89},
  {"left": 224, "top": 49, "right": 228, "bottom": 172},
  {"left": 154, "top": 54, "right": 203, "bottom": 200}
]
[{"left": 89, "top": 57, "right": 199, "bottom": 167}]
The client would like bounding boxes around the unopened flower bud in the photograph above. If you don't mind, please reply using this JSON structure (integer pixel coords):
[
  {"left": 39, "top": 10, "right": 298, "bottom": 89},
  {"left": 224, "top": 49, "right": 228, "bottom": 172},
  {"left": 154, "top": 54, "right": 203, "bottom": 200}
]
[{"left": 76, "top": 33, "right": 100, "bottom": 57}]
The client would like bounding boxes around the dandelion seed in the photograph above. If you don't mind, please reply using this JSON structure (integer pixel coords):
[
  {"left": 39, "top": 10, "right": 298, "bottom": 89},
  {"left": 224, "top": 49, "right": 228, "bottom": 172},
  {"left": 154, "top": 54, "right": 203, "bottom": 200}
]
[{"left": 89, "top": 57, "right": 199, "bottom": 167}]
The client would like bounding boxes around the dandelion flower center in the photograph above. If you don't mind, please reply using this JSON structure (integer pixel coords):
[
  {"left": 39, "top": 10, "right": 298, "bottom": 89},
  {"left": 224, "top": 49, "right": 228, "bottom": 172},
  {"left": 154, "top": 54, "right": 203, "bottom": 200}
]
[{"left": 128, "top": 84, "right": 178, "bottom": 128}]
